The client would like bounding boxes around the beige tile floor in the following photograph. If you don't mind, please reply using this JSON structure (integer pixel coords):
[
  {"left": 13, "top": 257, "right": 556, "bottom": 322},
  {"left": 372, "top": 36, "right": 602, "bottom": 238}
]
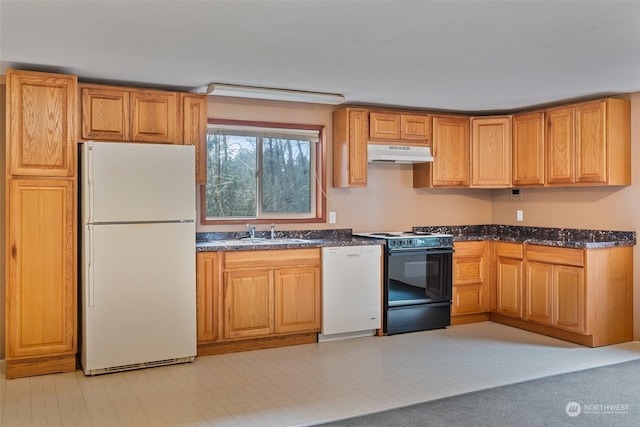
[{"left": 2, "top": 322, "right": 640, "bottom": 427}]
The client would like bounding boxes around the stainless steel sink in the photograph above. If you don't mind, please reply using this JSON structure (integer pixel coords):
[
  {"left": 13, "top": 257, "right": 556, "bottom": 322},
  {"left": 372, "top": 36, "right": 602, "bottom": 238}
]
[{"left": 200, "top": 238, "right": 315, "bottom": 246}]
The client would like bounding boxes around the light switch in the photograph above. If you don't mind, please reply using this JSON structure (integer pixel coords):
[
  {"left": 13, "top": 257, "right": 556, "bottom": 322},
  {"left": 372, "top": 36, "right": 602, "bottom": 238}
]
[
  {"left": 516, "top": 210, "right": 523, "bottom": 221},
  {"left": 329, "top": 211, "right": 337, "bottom": 223}
]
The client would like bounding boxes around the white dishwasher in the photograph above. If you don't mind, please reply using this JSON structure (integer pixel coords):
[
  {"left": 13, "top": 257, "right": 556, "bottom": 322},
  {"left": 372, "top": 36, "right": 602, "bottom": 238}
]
[{"left": 319, "top": 245, "right": 382, "bottom": 342}]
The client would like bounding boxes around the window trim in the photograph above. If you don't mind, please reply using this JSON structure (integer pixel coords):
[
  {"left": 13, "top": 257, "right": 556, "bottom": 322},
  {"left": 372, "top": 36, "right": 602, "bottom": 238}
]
[{"left": 200, "top": 118, "right": 327, "bottom": 225}]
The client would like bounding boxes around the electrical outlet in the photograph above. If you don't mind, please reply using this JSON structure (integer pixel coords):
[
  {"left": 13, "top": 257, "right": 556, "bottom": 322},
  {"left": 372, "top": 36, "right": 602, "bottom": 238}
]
[
  {"left": 516, "top": 210, "right": 523, "bottom": 222},
  {"left": 329, "top": 211, "right": 337, "bottom": 224}
]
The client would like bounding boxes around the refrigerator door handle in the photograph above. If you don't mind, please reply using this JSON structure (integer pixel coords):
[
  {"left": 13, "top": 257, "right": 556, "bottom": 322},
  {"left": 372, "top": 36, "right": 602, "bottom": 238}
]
[
  {"left": 88, "top": 225, "right": 95, "bottom": 307},
  {"left": 87, "top": 145, "right": 94, "bottom": 224}
]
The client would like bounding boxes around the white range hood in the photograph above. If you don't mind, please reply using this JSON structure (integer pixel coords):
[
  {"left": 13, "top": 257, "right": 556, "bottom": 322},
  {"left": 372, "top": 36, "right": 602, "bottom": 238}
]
[{"left": 367, "top": 144, "right": 434, "bottom": 164}]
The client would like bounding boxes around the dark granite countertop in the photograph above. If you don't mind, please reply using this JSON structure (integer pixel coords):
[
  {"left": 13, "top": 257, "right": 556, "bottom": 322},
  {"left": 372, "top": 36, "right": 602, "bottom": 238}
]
[
  {"left": 196, "top": 225, "right": 635, "bottom": 252},
  {"left": 196, "top": 229, "right": 383, "bottom": 252},
  {"left": 412, "top": 225, "right": 636, "bottom": 249}
]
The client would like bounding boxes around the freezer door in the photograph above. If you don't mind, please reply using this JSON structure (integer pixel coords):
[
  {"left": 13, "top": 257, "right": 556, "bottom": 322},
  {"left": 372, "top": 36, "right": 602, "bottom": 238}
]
[
  {"left": 81, "top": 222, "right": 196, "bottom": 374},
  {"left": 82, "top": 141, "right": 195, "bottom": 223}
]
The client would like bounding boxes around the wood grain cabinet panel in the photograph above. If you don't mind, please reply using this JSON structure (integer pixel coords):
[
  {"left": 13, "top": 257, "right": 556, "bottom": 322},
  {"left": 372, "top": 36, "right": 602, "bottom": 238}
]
[
  {"left": 494, "top": 243, "right": 524, "bottom": 319},
  {"left": 219, "top": 249, "right": 321, "bottom": 343},
  {"left": 333, "top": 108, "right": 368, "bottom": 187},
  {"left": 546, "top": 98, "right": 630, "bottom": 186},
  {"left": 512, "top": 111, "right": 545, "bottom": 186},
  {"left": 552, "top": 265, "right": 585, "bottom": 333},
  {"left": 79, "top": 84, "right": 189, "bottom": 146},
  {"left": 223, "top": 269, "right": 273, "bottom": 340},
  {"left": 196, "top": 252, "right": 220, "bottom": 343},
  {"left": 7, "top": 70, "right": 76, "bottom": 177},
  {"left": 181, "top": 94, "right": 208, "bottom": 184},
  {"left": 274, "top": 266, "right": 321, "bottom": 333},
  {"left": 6, "top": 178, "right": 76, "bottom": 360},
  {"left": 400, "top": 114, "right": 431, "bottom": 143},
  {"left": 80, "top": 86, "right": 129, "bottom": 141},
  {"left": 471, "top": 116, "right": 512, "bottom": 188},
  {"left": 452, "top": 241, "right": 488, "bottom": 316},
  {"left": 414, "top": 115, "right": 470, "bottom": 188},
  {"left": 524, "top": 261, "right": 553, "bottom": 324},
  {"left": 130, "top": 90, "right": 178, "bottom": 143},
  {"left": 369, "top": 112, "right": 401, "bottom": 140}
]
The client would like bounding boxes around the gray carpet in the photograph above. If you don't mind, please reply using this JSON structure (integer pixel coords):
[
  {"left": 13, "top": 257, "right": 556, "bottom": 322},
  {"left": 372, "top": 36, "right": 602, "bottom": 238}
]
[{"left": 313, "top": 358, "right": 640, "bottom": 427}]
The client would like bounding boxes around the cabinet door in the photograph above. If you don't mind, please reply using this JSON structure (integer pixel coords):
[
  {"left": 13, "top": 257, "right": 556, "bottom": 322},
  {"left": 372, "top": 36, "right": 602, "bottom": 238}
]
[
  {"left": 274, "top": 266, "right": 321, "bottom": 334},
  {"left": 575, "top": 100, "right": 607, "bottom": 184},
  {"left": 431, "top": 115, "right": 470, "bottom": 187},
  {"left": 512, "top": 112, "right": 545, "bottom": 186},
  {"left": 553, "top": 265, "right": 585, "bottom": 333},
  {"left": 7, "top": 70, "right": 77, "bottom": 177},
  {"left": 223, "top": 269, "right": 273, "bottom": 339},
  {"left": 332, "top": 108, "right": 368, "bottom": 187},
  {"left": 182, "top": 94, "right": 208, "bottom": 184},
  {"left": 452, "top": 284, "right": 484, "bottom": 315},
  {"left": 546, "top": 106, "right": 575, "bottom": 184},
  {"left": 471, "top": 116, "right": 511, "bottom": 187},
  {"left": 196, "top": 252, "right": 220, "bottom": 343},
  {"left": 524, "top": 261, "right": 552, "bottom": 324},
  {"left": 130, "top": 90, "right": 178, "bottom": 143},
  {"left": 80, "top": 86, "right": 130, "bottom": 141},
  {"left": 401, "top": 114, "right": 431, "bottom": 143},
  {"left": 6, "top": 178, "right": 76, "bottom": 359},
  {"left": 496, "top": 257, "right": 522, "bottom": 318},
  {"left": 369, "top": 112, "right": 400, "bottom": 140}
]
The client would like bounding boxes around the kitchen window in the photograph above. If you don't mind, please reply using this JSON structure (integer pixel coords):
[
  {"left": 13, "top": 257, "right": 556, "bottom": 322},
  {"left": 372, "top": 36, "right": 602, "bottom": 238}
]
[{"left": 201, "top": 119, "right": 326, "bottom": 224}]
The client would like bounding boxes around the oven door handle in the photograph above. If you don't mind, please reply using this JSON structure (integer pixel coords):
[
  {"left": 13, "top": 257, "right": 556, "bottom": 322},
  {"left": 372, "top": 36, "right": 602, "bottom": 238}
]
[{"left": 387, "top": 248, "right": 454, "bottom": 256}]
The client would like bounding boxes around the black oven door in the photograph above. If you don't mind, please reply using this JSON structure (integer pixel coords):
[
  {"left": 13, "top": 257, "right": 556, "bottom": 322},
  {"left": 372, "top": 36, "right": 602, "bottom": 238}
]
[{"left": 386, "top": 249, "right": 452, "bottom": 307}]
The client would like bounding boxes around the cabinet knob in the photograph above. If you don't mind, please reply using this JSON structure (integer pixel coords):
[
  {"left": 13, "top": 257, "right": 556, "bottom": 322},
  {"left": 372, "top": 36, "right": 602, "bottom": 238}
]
[{"left": 11, "top": 243, "right": 17, "bottom": 259}]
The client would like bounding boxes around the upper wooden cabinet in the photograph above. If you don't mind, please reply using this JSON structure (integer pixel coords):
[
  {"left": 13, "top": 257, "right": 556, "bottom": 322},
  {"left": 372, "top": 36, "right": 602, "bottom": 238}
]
[
  {"left": 471, "top": 116, "right": 511, "bottom": 188},
  {"left": 7, "top": 70, "right": 77, "bottom": 177},
  {"left": 181, "top": 94, "right": 208, "bottom": 184},
  {"left": 413, "top": 115, "right": 470, "bottom": 188},
  {"left": 512, "top": 111, "right": 545, "bottom": 186},
  {"left": 546, "top": 98, "right": 630, "bottom": 186},
  {"left": 369, "top": 112, "right": 431, "bottom": 145},
  {"left": 79, "top": 84, "right": 181, "bottom": 144},
  {"left": 333, "top": 107, "right": 368, "bottom": 187}
]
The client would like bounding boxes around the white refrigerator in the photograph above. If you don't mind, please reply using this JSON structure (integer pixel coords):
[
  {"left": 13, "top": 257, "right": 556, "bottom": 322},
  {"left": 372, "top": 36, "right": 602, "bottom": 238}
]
[{"left": 79, "top": 141, "right": 197, "bottom": 375}]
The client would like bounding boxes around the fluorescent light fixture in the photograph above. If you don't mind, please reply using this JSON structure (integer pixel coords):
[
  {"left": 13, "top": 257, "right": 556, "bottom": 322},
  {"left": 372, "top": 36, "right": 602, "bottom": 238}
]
[{"left": 207, "top": 83, "right": 345, "bottom": 105}]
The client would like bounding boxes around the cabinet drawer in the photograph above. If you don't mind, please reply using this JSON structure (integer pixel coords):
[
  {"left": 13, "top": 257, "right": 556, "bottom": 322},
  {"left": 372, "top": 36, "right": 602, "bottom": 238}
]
[
  {"left": 526, "top": 245, "right": 584, "bottom": 267},
  {"left": 452, "top": 284, "right": 484, "bottom": 315},
  {"left": 454, "top": 241, "right": 486, "bottom": 257},
  {"left": 496, "top": 242, "right": 523, "bottom": 259},
  {"left": 224, "top": 248, "right": 320, "bottom": 269}
]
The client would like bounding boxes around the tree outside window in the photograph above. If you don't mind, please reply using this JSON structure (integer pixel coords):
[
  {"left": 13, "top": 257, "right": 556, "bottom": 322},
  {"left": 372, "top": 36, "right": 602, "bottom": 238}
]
[{"left": 202, "top": 120, "right": 325, "bottom": 224}]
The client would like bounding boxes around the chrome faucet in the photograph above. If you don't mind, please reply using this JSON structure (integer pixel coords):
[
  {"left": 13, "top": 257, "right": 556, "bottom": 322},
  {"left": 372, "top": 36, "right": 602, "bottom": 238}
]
[
  {"left": 246, "top": 224, "right": 256, "bottom": 239},
  {"left": 270, "top": 223, "right": 276, "bottom": 240}
]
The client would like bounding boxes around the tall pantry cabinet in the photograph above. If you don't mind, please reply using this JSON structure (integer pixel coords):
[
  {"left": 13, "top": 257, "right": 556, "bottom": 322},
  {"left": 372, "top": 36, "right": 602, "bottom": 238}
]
[{"left": 4, "top": 70, "right": 78, "bottom": 379}]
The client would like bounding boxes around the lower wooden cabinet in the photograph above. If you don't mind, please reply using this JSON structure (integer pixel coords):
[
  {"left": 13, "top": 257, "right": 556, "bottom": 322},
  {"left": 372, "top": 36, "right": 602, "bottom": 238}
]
[
  {"left": 496, "top": 244, "right": 632, "bottom": 347},
  {"left": 495, "top": 243, "right": 523, "bottom": 319},
  {"left": 196, "top": 252, "right": 220, "bottom": 342},
  {"left": 5, "top": 177, "right": 77, "bottom": 378},
  {"left": 452, "top": 242, "right": 489, "bottom": 318},
  {"left": 196, "top": 248, "right": 321, "bottom": 354},
  {"left": 524, "top": 246, "right": 585, "bottom": 333}
]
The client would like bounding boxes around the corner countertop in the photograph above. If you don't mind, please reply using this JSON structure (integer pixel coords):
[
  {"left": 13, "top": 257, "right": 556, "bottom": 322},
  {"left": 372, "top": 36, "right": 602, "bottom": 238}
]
[
  {"left": 196, "top": 229, "right": 383, "bottom": 252},
  {"left": 412, "top": 225, "right": 636, "bottom": 249}
]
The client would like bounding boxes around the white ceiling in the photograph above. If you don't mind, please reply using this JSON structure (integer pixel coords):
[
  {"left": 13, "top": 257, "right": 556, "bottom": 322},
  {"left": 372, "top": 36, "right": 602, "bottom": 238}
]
[{"left": 1, "top": 0, "right": 640, "bottom": 113}]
